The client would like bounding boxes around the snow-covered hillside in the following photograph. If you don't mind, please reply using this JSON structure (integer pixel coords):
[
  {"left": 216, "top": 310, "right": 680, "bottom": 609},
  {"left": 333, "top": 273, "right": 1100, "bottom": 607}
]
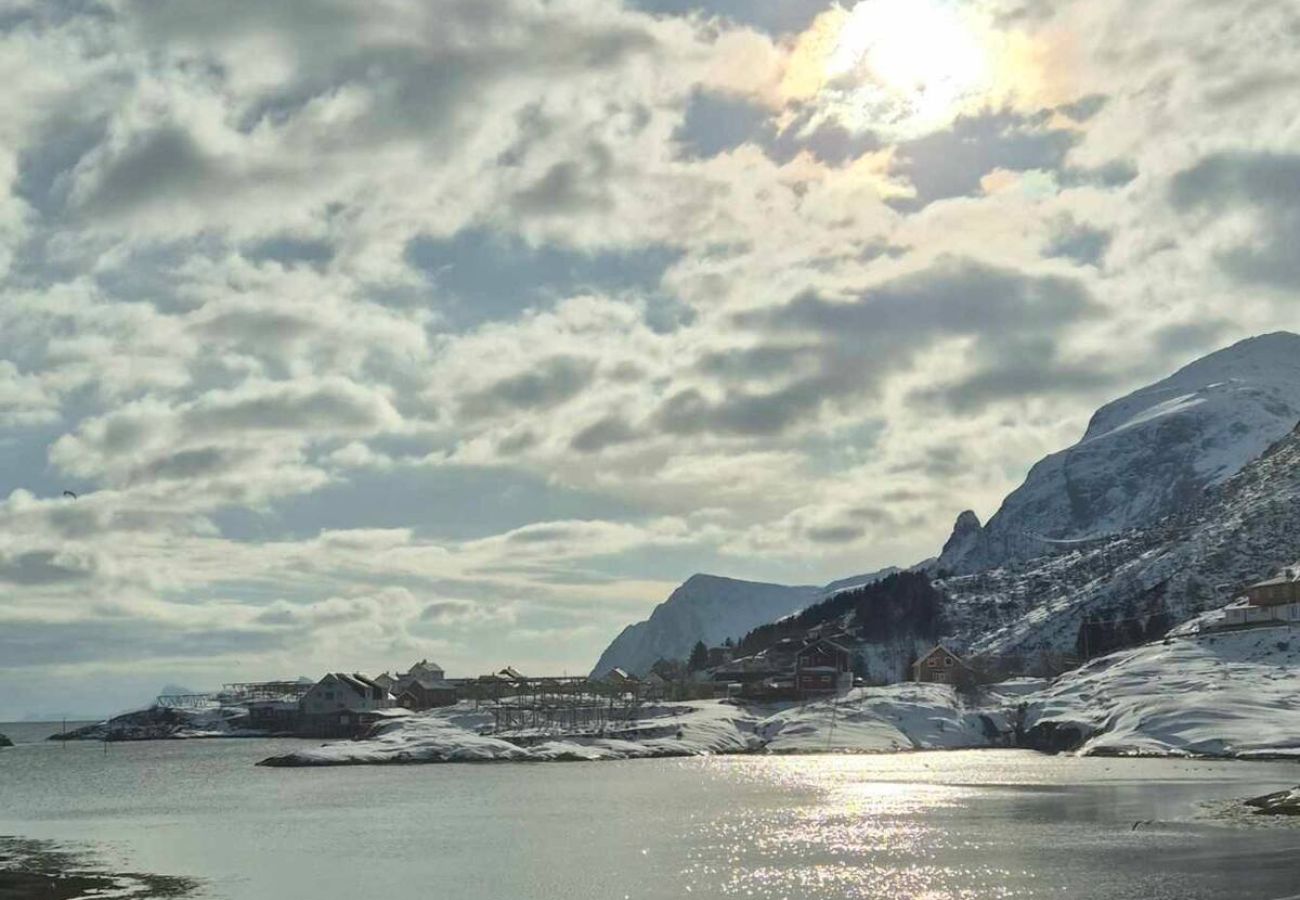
[
  {"left": 1025, "top": 628, "right": 1300, "bottom": 757},
  {"left": 940, "top": 332, "right": 1300, "bottom": 573},
  {"left": 591, "top": 570, "right": 894, "bottom": 677},
  {"left": 941, "top": 422, "right": 1300, "bottom": 660}
]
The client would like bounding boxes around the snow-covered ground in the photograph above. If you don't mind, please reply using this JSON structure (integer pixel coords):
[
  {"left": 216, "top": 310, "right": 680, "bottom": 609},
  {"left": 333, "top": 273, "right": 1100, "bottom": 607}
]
[
  {"left": 757, "top": 683, "right": 1006, "bottom": 753},
  {"left": 1025, "top": 628, "right": 1300, "bottom": 758},
  {"left": 259, "top": 685, "right": 1009, "bottom": 767},
  {"left": 263, "top": 625, "right": 1300, "bottom": 767}
]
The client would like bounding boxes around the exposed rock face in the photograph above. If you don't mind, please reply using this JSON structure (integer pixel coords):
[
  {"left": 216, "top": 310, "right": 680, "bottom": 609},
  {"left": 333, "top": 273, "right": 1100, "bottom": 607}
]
[
  {"left": 0, "top": 733, "right": 12, "bottom": 748},
  {"left": 938, "top": 510, "right": 982, "bottom": 571},
  {"left": 939, "top": 332, "right": 1300, "bottom": 574},
  {"left": 941, "top": 422, "right": 1300, "bottom": 661}
]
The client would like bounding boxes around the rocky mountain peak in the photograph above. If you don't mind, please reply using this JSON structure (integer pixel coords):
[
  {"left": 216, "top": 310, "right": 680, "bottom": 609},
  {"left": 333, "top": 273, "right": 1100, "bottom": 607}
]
[
  {"left": 939, "top": 510, "right": 983, "bottom": 570},
  {"left": 938, "top": 332, "right": 1300, "bottom": 574}
]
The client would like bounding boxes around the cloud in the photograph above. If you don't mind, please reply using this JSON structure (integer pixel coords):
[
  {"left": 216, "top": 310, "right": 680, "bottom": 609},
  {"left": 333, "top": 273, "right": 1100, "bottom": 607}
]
[
  {"left": 405, "top": 227, "right": 681, "bottom": 329},
  {"left": 0, "top": 548, "right": 96, "bottom": 585},
  {"left": 886, "top": 110, "right": 1079, "bottom": 210},
  {"left": 4, "top": 0, "right": 1300, "bottom": 716},
  {"left": 570, "top": 415, "right": 638, "bottom": 453},
  {"left": 1043, "top": 214, "right": 1112, "bottom": 266},
  {"left": 668, "top": 257, "right": 1105, "bottom": 432},
  {"left": 460, "top": 356, "right": 597, "bottom": 420},
  {"left": 1170, "top": 151, "right": 1300, "bottom": 290}
]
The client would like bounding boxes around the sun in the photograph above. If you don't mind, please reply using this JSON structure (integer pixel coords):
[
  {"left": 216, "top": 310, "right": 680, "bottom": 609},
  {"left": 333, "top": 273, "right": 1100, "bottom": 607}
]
[{"left": 784, "top": 0, "right": 999, "bottom": 138}]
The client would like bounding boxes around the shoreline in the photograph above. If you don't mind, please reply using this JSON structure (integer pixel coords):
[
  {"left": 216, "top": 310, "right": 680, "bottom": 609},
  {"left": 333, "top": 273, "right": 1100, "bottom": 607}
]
[{"left": 0, "top": 837, "right": 198, "bottom": 900}]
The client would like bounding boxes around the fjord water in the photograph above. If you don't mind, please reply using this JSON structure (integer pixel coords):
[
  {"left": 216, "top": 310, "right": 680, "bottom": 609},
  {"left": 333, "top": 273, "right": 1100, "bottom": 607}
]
[{"left": 2, "top": 734, "right": 1299, "bottom": 899}]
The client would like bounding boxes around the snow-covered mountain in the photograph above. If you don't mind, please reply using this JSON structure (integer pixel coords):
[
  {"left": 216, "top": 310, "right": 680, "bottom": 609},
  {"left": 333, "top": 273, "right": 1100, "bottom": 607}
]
[
  {"left": 591, "top": 570, "right": 895, "bottom": 676},
  {"left": 940, "top": 418, "right": 1300, "bottom": 660},
  {"left": 939, "top": 332, "right": 1300, "bottom": 573}
]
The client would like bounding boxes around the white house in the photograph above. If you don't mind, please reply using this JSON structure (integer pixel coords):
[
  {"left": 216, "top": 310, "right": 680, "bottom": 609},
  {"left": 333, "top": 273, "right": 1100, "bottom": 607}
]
[
  {"left": 300, "top": 673, "right": 394, "bottom": 717},
  {"left": 1222, "top": 570, "right": 1300, "bottom": 627}
]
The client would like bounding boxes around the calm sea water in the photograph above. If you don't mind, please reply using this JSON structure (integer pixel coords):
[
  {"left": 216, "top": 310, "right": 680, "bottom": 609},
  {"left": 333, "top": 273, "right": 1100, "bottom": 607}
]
[{"left": 1, "top": 729, "right": 1299, "bottom": 899}]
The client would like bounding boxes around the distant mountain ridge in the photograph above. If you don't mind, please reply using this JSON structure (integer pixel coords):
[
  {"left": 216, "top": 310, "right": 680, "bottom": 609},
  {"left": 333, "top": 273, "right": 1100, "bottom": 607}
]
[
  {"left": 590, "top": 569, "right": 896, "bottom": 676},
  {"left": 938, "top": 332, "right": 1300, "bottom": 573}
]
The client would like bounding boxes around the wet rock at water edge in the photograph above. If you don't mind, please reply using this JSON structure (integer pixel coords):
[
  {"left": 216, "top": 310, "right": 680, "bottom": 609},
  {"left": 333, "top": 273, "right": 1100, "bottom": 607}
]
[{"left": 1244, "top": 788, "right": 1300, "bottom": 816}]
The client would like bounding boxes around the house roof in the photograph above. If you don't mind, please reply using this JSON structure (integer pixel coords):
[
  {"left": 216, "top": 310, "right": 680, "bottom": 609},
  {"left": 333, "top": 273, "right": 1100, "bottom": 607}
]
[
  {"left": 1248, "top": 572, "right": 1300, "bottom": 589},
  {"left": 402, "top": 677, "right": 457, "bottom": 692},
  {"left": 334, "top": 673, "right": 375, "bottom": 695},
  {"left": 796, "top": 638, "right": 851, "bottom": 657},
  {"left": 913, "top": 645, "right": 966, "bottom": 667}
]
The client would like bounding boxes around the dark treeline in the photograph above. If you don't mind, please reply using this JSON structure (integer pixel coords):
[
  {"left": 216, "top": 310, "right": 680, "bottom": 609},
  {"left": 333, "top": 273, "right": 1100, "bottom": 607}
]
[
  {"left": 738, "top": 571, "right": 946, "bottom": 656},
  {"left": 1075, "top": 606, "right": 1175, "bottom": 660}
]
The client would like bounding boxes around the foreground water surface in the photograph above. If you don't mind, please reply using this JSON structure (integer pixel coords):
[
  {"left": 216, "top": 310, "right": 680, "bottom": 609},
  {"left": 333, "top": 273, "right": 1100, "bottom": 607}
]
[{"left": 1, "top": 726, "right": 1298, "bottom": 899}]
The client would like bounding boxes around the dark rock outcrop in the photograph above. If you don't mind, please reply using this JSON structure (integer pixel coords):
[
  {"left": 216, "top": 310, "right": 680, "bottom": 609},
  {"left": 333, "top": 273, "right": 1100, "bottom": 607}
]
[
  {"left": 1020, "top": 720, "right": 1095, "bottom": 754},
  {"left": 1245, "top": 788, "right": 1300, "bottom": 816}
]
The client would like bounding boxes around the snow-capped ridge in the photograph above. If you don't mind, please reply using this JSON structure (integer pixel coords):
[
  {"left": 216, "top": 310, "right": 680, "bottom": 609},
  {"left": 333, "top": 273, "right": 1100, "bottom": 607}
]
[{"left": 939, "top": 331, "right": 1300, "bottom": 574}]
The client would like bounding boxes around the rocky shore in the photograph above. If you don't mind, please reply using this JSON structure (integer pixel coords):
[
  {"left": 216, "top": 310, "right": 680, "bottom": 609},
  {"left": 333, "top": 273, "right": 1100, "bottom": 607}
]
[
  {"left": 48, "top": 705, "right": 268, "bottom": 742},
  {"left": 1245, "top": 787, "right": 1300, "bottom": 816},
  {"left": 0, "top": 837, "right": 197, "bottom": 900}
]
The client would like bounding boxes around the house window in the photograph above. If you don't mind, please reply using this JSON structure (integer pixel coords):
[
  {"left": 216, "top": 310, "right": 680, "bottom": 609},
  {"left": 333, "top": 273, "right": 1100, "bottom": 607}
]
[
  {"left": 944, "top": 658, "right": 953, "bottom": 667},
  {"left": 928, "top": 658, "right": 939, "bottom": 667}
]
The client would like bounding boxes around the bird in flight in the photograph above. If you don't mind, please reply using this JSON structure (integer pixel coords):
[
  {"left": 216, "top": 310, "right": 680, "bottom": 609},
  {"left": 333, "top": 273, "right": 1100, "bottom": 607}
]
[{"left": 62, "top": 490, "right": 77, "bottom": 499}]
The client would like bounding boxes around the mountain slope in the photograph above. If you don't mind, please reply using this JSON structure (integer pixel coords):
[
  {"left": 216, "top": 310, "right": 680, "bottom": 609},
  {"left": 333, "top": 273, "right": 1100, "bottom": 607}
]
[
  {"left": 591, "top": 569, "right": 897, "bottom": 676},
  {"left": 592, "top": 575, "right": 820, "bottom": 676},
  {"left": 939, "top": 332, "right": 1300, "bottom": 573},
  {"left": 940, "top": 419, "right": 1300, "bottom": 660}
]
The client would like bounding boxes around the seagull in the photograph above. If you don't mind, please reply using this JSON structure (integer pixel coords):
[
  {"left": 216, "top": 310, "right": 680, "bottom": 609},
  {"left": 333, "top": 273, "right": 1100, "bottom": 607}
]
[{"left": 62, "top": 490, "right": 78, "bottom": 499}]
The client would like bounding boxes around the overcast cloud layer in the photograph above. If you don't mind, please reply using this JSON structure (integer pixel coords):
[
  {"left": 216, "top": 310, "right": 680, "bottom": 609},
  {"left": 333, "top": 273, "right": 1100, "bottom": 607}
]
[{"left": 1, "top": 0, "right": 1297, "bottom": 718}]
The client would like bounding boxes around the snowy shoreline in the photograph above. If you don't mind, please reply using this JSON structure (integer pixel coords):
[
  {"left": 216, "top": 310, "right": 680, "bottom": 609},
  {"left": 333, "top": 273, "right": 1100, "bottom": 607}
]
[
  {"left": 260, "top": 629, "right": 1300, "bottom": 768},
  {"left": 258, "top": 684, "right": 1006, "bottom": 767}
]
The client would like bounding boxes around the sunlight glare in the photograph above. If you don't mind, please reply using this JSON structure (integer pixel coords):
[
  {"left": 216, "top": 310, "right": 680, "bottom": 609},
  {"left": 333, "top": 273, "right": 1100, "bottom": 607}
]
[{"left": 784, "top": 0, "right": 1003, "bottom": 138}]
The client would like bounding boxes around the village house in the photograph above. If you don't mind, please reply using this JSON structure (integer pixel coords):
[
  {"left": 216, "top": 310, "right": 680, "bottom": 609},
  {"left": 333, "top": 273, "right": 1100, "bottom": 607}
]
[
  {"left": 299, "top": 673, "right": 395, "bottom": 737},
  {"left": 395, "top": 677, "right": 459, "bottom": 711},
  {"left": 392, "top": 659, "right": 446, "bottom": 695},
  {"left": 794, "top": 638, "right": 853, "bottom": 699},
  {"left": 599, "top": 667, "right": 637, "bottom": 687},
  {"left": 1222, "top": 570, "right": 1300, "bottom": 627},
  {"left": 912, "top": 645, "right": 974, "bottom": 685},
  {"left": 244, "top": 698, "right": 300, "bottom": 732}
]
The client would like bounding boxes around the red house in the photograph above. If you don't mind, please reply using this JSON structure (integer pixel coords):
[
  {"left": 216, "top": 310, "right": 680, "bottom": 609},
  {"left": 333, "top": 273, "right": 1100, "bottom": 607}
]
[
  {"left": 794, "top": 639, "right": 853, "bottom": 699},
  {"left": 912, "top": 645, "right": 972, "bottom": 685}
]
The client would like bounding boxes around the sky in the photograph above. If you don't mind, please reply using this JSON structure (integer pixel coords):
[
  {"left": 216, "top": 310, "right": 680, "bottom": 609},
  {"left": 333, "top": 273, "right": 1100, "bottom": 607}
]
[{"left": 1, "top": 0, "right": 1298, "bottom": 719}]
